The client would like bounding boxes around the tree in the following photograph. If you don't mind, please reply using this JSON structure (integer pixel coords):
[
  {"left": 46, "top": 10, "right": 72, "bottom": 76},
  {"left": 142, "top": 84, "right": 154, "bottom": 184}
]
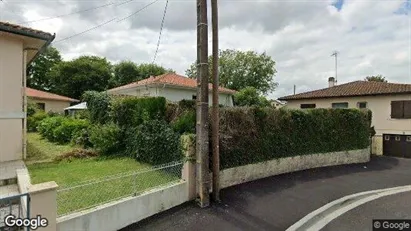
[
  {"left": 365, "top": 75, "right": 387, "bottom": 83},
  {"left": 136, "top": 63, "right": 175, "bottom": 79},
  {"left": 111, "top": 61, "right": 140, "bottom": 87},
  {"left": 27, "top": 46, "right": 62, "bottom": 91},
  {"left": 49, "top": 56, "right": 113, "bottom": 99},
  {"left": 185, "top": 49, "right": 278, "bottom": 95},
  {"left": 233, "top": 87, "right": 271, "bottom": 107}
]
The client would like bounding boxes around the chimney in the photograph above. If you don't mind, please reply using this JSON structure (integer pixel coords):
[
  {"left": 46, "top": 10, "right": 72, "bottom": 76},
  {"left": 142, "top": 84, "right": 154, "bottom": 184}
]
[{"left": 328, "top": 77, "right": 336, "bottom": 87}]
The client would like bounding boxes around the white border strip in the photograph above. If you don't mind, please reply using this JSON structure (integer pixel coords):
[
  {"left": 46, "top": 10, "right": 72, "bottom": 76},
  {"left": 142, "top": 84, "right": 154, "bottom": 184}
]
[
  {"left": 0, "top": 112, "right": 25, "bottom": 119},
  {"left": 287, "top": 185, "right": 411, "bottom": 231}
]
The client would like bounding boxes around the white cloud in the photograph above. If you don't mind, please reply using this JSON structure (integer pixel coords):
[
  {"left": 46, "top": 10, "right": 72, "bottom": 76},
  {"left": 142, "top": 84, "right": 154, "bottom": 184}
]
[{"left": 0, "top": 0, "right": 409, "bottom": 100}]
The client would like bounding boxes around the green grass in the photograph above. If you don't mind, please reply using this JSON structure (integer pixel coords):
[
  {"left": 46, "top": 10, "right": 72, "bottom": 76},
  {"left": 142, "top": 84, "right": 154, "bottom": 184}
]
[
  {"left": 27, "top": 155, "right": 181, "bottom": 216},
  {"left": 26, "top": 133, "right": 77, "bottom": 162}
]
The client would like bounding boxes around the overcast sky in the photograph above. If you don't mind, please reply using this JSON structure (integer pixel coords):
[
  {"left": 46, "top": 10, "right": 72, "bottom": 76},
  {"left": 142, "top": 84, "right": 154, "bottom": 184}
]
[{"left": 0, "top": 0, "right": 410, "bottom": 99}]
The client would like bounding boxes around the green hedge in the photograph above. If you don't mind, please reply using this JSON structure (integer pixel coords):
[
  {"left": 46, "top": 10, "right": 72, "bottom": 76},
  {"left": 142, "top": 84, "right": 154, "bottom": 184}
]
[
  {"left": 27, "top": 111, "right": 48, "bottom": 132},
  {"left": 37, "top": 116, "right": 89, "bottom": 144},
  {"left": 82, "top": 91, "right": 111, "bottom": 124},
  {"left": 110, "top": 96, "right": 166, "bottom": 128},
  {"left": 89, "top": 122, "right": 123, "bottom": 156},
  {"left": 218, "top": 107, "right": 372, "bottom": 169}
]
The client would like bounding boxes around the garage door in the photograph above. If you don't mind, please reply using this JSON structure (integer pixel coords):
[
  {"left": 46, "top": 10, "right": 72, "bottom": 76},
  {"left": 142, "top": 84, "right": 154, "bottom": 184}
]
[{"left": 383, "top": 134, "right": 411, "bottom": 158}]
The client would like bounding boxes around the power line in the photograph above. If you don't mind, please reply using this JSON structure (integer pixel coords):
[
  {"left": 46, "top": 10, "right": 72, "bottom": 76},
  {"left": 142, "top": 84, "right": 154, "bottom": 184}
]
[
  {"left": 152, "top": 0, "right": 169, "bottom": 64},
  {"left": 17, "top": 0, "right": 135, "bottom": 24},
  {"left": 52, "top": 0, "right": 159, "bottom": 44}
]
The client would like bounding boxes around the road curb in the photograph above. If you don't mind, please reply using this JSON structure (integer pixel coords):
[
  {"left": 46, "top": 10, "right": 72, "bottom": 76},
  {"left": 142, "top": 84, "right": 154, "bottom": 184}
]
[{"left": 286, "top": 185, "right": 411, "bottom": 231}]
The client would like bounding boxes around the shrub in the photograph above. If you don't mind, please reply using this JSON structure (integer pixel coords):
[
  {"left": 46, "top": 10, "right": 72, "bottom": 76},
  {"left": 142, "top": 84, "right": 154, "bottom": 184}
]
[
  {"left": 38, "top": 116, "right": 65, "bottom": 141},
  {"left": 89, "top": 123, "right": 123, "bottom": 156},
  {"left": 217, "top": 107, "right": 372, "bottom": 169},
  {"left": 82, "top": 91, "right": 111, "bottom": 124},
  {"left": 52, "top": 119, "right": 89, "bottom": 144},
  {"left": 27, "top": 100, "right": 40, "bottom": 117},
  {"left": 27, "top": 111, "right": 48, "bottom": 132},
  {"left": 126, "top": 120, "right": 182, "bottom": 165},
  {"left": 110, "top": 96, "right": 166, "bottom": 127},
  {"left": 71, "top": 128, "right": 93, "bottom": 148},
  {"left": 172, "top": 110, "right": 196, "bottom": 134}
]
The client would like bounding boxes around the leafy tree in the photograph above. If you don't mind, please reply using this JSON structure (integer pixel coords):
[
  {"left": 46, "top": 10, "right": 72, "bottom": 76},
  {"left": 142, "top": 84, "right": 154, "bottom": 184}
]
[
  {"left": 111, "top": 61, "right": 140, "bottom": 87},
  {"left": 49, "top": 56, "right": 113, "bottom": 99},
  {"left": 234, "top": 87, "right": 271, "bottom": 107},
  {"left": 185, "top": 49, "right": 278, "bottom": 95},
  {"left": 136, "top": 63, "right": 175, "bottom": 79},
  {"left": 27, "top": 46, "right": 62, "bottom": 91},
  {"left": 365, "top": 75, "right": 387, "bottom": 83}
]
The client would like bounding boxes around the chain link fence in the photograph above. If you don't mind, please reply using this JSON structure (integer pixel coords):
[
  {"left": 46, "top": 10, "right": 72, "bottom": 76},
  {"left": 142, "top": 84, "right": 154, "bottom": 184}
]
[{"left": 57, "top": 161, "right": 183, "bottom": 217}]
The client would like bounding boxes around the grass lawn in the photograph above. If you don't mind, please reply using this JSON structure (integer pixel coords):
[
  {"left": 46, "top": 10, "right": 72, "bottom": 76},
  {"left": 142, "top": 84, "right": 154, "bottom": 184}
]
[
  {"left": 26, "top": 133, "right": 181, "bottom": 216},
  {"left": 26, "top": 132, "right": 78, "bottom": 163}
]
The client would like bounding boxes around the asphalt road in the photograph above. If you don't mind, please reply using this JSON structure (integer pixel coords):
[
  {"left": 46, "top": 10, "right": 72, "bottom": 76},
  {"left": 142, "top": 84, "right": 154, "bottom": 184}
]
[
  {"left": 323, "top": 191, "right": 411, "bottom": 231},
  {"left": 121, "top": 156, "right": 411, "bottom": 231}
]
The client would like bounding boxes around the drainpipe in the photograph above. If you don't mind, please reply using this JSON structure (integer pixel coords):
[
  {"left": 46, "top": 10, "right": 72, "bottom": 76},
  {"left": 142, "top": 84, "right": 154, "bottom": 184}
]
[{"left": 22, "top": 49, "right": 29, "bottom": 159}]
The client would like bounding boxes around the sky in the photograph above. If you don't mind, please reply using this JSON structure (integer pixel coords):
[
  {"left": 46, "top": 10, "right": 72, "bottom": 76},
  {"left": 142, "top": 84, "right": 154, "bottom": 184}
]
[{"left": 0, "top": 0, "right": 410, "bottom": 99}]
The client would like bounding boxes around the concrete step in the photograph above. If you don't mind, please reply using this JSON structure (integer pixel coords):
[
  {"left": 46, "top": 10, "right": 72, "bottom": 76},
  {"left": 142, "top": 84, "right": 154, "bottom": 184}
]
[{"left": 0, "top": 160, "right": 25, "bottom": 187}]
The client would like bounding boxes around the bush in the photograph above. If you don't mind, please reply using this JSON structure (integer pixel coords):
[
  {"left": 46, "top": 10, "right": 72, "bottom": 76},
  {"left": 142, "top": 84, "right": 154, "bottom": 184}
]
[
  {"left": 71, "top": 128, "right": 93, "bottom": 148},
  {"left": 27, "top": 111, "right": 48, "bottom": 132},
  {"left": 89, "top": 123, "right": 123, "bottom": 156},
  {"left": 38, "top": 116, "right": 65, "bottom": 141},
  {"left": 172, "top": 110, "right": 196, "bottom": 134},
  {"left": 126, "top": 120, "right": 182, "bottom": 165},
  {"left": 52, "top": 119, "right": 89, "bottom": 144},
  {"left": 82, "top": 91, "right": 111, "bottom": 124},
  {"left": 27, "top": 100, "right": 40, "bottom": 117},
  {"left": 110, "top": 96, "right": 166, "bottom": 128},
  {"left": 217, "top": 107, "right": 372, "bottom": 169}
]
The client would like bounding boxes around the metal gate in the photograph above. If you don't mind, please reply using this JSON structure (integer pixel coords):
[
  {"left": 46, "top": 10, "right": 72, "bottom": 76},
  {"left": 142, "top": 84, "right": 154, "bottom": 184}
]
[
  {"left": 0, "top": 193, "right": 30, "bottom": 231},
  {"left": 383, "top": 134, "right": 411, "bottom": 158}
]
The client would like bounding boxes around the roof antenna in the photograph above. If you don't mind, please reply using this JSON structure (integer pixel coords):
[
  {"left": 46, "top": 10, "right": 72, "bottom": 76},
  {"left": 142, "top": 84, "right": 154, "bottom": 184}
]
[{"left": 331, "top": 51, "right": 338, "bottom": 84}]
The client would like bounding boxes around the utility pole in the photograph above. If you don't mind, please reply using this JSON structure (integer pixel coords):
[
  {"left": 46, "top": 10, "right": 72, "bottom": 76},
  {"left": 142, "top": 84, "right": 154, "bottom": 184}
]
[
  {"left": 196, "top": 0, "right": 210, "bottom": 207},
  {"left": 293, "top": 85, "right": 296, "bottom": 95},
  {"left": 331, "top": 51, "right": 338, "bottom": 83},
  {"left": 211, "top": 0, "right": 220, "bottom": 202}
]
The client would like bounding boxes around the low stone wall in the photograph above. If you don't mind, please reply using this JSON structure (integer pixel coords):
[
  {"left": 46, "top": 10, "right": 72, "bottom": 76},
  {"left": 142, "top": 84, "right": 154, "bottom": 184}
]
[
  {"left": 57, "top": 181, "right": 188, "bottom": 231},
  {"left": 220, "top": 148, "right": 370, "bottom": 189}
]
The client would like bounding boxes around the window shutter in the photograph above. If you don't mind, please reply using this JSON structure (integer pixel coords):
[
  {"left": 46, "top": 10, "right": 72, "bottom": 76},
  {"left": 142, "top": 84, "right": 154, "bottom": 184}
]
[
  {"left": 391, "top": 101, "right": 404, "bottom": 119},
  {"left": 404, "top": 101, "right": 411, "bottom": 119}
]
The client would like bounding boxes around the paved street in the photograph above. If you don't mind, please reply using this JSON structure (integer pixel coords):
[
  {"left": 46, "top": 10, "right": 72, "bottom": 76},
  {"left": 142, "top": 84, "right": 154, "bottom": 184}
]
[
  {"left": 323, "top": 191, "right": 411, "bottom": 231},
  {"left": 121, "top": 156, "right": 411, "bottom": 231}
]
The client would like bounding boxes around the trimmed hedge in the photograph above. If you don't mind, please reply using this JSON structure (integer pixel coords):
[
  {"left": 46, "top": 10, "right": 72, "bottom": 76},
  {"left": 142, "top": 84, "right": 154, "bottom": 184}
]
[
  {"left": 37, "top": 116, "right": 89, "bottom": 144},
  {"left": 82, "top": 91, "right": 111, "bottom": 124},
  {"left": 27, "top": 111, "right": 48, "bottom": 132},
  {"left": 89, "top": 123, "right": 123, "bottom": 156},
  {"left": 218, "top": 107, "right": 372, "bottom": 169},
  {"left": 126, "top": 120, "right": 182, "bottom": 165}
]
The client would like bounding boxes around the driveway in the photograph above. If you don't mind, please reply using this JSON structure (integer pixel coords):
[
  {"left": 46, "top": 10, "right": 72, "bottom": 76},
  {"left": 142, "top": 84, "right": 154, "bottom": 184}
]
[{"left": 121, "top": 156, "right": 411, "bottom": 231}]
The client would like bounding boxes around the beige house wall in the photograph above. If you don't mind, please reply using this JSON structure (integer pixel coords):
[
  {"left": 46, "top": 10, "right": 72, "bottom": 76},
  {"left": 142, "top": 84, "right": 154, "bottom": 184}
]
[
  {"left": 284, "top": 94, "right": 411, "bottom": 155},
  {"left": 30, "top": 98, "right": 71, "bottom": 113},
  {"left": 0, "top": 34, "right": 24, "bottom": 162}
]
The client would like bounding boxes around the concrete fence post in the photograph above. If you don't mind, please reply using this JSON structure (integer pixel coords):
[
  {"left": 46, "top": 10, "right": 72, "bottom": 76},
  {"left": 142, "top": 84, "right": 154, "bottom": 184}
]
[
  {"left": 29, "top": 181, "right": 58, "bottom": 231},
  {"left": 181, "top": 134, "right": 196, "bottom": 200}
]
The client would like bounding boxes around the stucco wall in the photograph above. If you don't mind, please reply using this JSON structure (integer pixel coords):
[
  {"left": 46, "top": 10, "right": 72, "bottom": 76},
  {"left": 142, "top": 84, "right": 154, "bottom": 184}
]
[
  {"left": 0, "top": 34, "right": 24, "bottom": 162},
  {"left": 284, "top": 95, "right": 411, "bottom": 136},
  {"left": 57, "top": 182, "right": 188, "bottom": 231},
  {"left": 111, "top": 86, "right": 234, "bottom": 106},
  {"left": 30, "top": 98, "right": 71, "bottom": 113},
  {"left": 220, "top": 148, "right": 370, "bottom": 189}
]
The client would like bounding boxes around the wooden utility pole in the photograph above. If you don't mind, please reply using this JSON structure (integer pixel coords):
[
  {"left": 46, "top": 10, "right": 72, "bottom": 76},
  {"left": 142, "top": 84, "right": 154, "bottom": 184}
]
[
  {"left": 196, "top": 0, "right": 210, "bottom": 207},
  {"left": 211, "top": 0, "right": 220, "bottom": 202}
]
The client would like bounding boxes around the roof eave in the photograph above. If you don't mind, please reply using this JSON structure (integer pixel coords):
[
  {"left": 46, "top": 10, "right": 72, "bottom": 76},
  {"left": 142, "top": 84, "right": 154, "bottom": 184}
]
[{"left": 279, "top": 91, "right": 411, "bottom": 101}]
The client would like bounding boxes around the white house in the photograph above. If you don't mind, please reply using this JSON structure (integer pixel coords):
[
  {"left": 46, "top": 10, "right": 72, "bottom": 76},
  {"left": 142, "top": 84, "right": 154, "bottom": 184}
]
[
  {"left": 278, "top": 77, "right": 411, "bottom": 158},
  {"left": 107, "top": 73, "right": 236, "bottom": 106}
]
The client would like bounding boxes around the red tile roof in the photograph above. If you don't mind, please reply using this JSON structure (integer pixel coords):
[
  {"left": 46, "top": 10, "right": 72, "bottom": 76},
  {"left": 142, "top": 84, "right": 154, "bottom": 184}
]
[
  {"left": 108, "top": 73, "right": 237, "bottom": 94},
  {"left": 26, "top": 88, "right": 79, "bottom": 102},
  {"left": 0, "top": 21, "right": 54, "bottom": 41},
  {"left": 279, "top": 81, "right": 411, "bottom": 101}
]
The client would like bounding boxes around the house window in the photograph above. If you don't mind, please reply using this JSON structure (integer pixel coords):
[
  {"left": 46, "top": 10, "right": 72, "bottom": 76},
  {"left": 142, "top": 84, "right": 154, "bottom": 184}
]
[
  {"left": 384, "top": 135, "right": 390, "bottom": 141},
  {"left": 36, "top": 103, "right": 45, "bottom": 111},
  {"left": 192, "top": 95, "right": 197, "bottom": 100},
  {"left": 332, "top": 102, "right": 349, "bottom": 109},
  {"left": 407, "top": 136, "right": 411, "bottom": 142},
  {"left": 357, "top": 102, "right": 367, "bottom": 109},
  {"left": 391, "top": 100, "right": 411, "bottom": 119},
  {"left": 395, "top": 136, "right": 401, "bottom": 141},
  {"left": 300, "top": 104, "right": 316, "bottom": 109}
]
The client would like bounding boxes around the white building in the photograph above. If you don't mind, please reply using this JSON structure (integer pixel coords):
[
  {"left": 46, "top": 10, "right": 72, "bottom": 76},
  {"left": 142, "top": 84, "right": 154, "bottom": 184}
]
[{"left": 107, "top": 73, "right": 236, "bottom": 106}]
